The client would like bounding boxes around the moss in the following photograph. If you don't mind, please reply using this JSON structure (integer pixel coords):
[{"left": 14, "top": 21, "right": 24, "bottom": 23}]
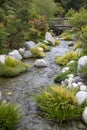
[
  {"left": 55, "top": 51, "right": 78, "bottom": 66},
  {"left": 63, "top": 34, "right": 73, "bottom": 41},
  {"left": 35, "top": 85, "right": 86, "bottom": 123},
  {"left": 30, "top": 47, "right": 45, "bottom": 58}
]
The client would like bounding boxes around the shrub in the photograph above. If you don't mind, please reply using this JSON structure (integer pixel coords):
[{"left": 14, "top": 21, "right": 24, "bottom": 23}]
[
  {"left": 35, "top": 85, "right": 85, "bottom": 122},
  {"left": 63, "top": 34, "right": 73, "bottom": 41},
  {"left": 54, "top": 60, "right": 78, "bottom": 83},
  {"left": 55, "top": 39, "right": 60, "bottom": 45},
  {"left": 0, "top": 103, "right": 21, "bottom": 130},
  {"left": 38, "top": 43, "right": 50, "bottom": 52},
  {"left": 74, "top": 40, "right": 82, "bottom": 50},
  {"left": 5, "top": 56, "right": 19, "bottom": 67},
  {"left": 55, "top": 52, "right": 77, "bottom": 66},
  {"left": 0, "top": 62, "right": 29, "bottom": 77},
  {"left": 78, "top": 66, "right": 87, "bottom": 78},
  {"left": 30, "top": 47, "right": 45, "bottom": 58}
]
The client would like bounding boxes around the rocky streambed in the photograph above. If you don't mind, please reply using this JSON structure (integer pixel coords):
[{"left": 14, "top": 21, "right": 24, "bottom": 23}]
[{"left": 0, "top": 41, "right": 87, "bottom": 130}]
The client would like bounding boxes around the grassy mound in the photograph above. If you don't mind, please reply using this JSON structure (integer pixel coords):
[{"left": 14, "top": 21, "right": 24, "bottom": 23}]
[
  {"left": 0, "top": 57, "right": 29, "bottom": 77},
  {"left": 35, "top": 85, "right": 85, "bottom": 123}
]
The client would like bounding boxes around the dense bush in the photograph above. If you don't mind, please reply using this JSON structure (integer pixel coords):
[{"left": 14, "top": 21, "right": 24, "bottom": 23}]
[
  {"left": 0, "top": 57, "right": 29, "bottom": 77},
  {"left": 54, "top": 60, "right": 78, "bottom": 83},
  {"left": 55, "top": 52, "right": 77, "bottom": 66},
  {"left": 0, "top": 103, "right": 21, "bottom": 130},
  {"left": 35, "top": 85, "right": 85, "bottom": 122},
  {"left": 38, "top": 43, "right": 50, "bottom": 52},
  {"left": 28, "top": 16, "right": 49, "bottom": 42},
  {"left": 30, "top": 47, "right": 45, "bottom": 58}
]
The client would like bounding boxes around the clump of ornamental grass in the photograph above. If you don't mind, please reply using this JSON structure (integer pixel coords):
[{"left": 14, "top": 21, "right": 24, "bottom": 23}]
[
  {"left": 55, "top": 51, "right": 77, "bottom": 66},
  {"left": 0, "top": 57, "right": 29, "bottom": 77},
  {"left": 35, "top": 85, "right": 85, "bottom": 123},
  {"left": 30, "top": 47, "right": 45, "bottom": 58},
  {"left": 38, "top": 43, "right": 50, "bottom": 52},
  {"left": 0, "top": 103, "right": 21, "bottom": 130}
]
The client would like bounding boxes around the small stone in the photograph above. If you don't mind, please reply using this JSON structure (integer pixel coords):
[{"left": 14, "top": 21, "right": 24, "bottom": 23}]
[
  {"left": 35, "top": 59, "right": 48, "bottom": 67},
  {"left": 6, "top": 92, "right": 12, "bottom": 96},
  {"left": 80, "top": 85, "right": 87, "bottom": 92},
  {"left": 68, "top": 41, "right": 74, "bottom": 46},
  {"left": 61, "top": 67, "right": 69, "bottom": 73},
  {"left": 78, "top": 82, "right": 83, "bottom": 86},
  {"left": 76, "top": 91, "right": 87, "bottom": 105},
  {"left": 2, "top": 100, "right": 7, "bottom": 103},
  {"left": 73, "top": 76, "right": 83, "bottom": 83},
  {"left": 67, "top": 74, "right": 74, "bottom": 78},
  {"left": 72, "top": 82, "right": 78, "bottom": 88},
  {"left": 67, "top": 60, "right": 75, "bottom": 65}
]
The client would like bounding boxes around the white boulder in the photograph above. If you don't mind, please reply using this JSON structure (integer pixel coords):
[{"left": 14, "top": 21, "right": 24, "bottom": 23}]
[
  {"left": 82, "top": 107, "right": 87, "bottom": 125},
  {"left": 45, "top": 32, "right": 55, "bottom": 45},
  {"left": 0, "top": 55, "right": 6, "bottom": 64},
  {"left": 80, "top": 85, "right": 87, "bottom": 92},
  {"left": 35, "top": 59, "right": 48, "bottom": 67},
  {"left": 72, "top": 82, "right": 78, "bottom": 88},
  {"left": 23, "top": 51, "right": 32, "bottom": 59},
  {"left": 67, "top": 74, "right": 74, "bottom": 78},
  {"left": 24, "top": 41, "right": 36, "bottom": 50},
  {"left": 78, "top": 56, "right": 87, "bottom": 70},
  {"left": 76, "top": 91, "right": 87, "bottom": 105},
  {"left": 8, "top": 50, "right": 22, "bottom": 60}
]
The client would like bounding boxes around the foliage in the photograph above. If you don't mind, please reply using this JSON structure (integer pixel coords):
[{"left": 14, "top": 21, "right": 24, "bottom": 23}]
[
  {"left": 30, "top": 0, "right": 57, "bottom": 18},
  {"left": 70, "top": 8, "right": 87, "bottom": 30},
  {"left": 55, "top": 52, "right": 77, "bottom": 66},
  {"left": 74, "top": 40, "right": 83, "bottom": 50},
  {"left": 30, "top": 47, "right": 45, "bottom": 58},
  {"left": 28, "top": 16, "right": 49, "bottom": 42},
  {"left": 55, "top": 39, "right": 60, "bottom": 45},
  {"left": 63, "top": 34, "right": 73, "bottom": 41},
  {"left": 54, "top": 60, "right": 78, "bottom": 83},
  {"left": 5, "top": 56, "right": 19, "bottom": 67},
  {"left": 0, "top": 103, "right": 21, "bottom": 130},
  {"left": 38, "top": 43, "right": 50, "bottom": 52},
  {"left": 78, "top": 66, "right": 87, "bottom": 78},
  {"left": 0, "top": 61, "right": 29, "bottom": 77},
  {"left": 35, "top": 85, "right": 85, "bottom": 122},
  {"left": 65, "top": 8, "right": 75, "bottom": 17}
]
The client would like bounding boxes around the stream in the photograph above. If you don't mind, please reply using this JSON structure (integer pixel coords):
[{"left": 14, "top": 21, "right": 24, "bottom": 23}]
[{"left": 0, "top": 40, "right": 87, "bottom": 130}]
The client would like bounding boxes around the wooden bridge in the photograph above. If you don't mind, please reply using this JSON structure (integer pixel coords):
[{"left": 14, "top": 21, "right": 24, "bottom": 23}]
[{"left": 49, "top": 17, "right": 72, "bottom": 30}]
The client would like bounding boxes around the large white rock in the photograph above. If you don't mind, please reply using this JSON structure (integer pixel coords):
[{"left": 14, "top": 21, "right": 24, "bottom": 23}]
[
  {"left": 72, "top": 82, "right": 78, "bottom": 88},
  {"left": 23, "top": 51, "right": 32, "bottom": 59},
  {"left": 78, "top": 56, "right": 87, "bottom": 70},
  {"left": 24, "top": 41, "right": 36, "bottom": 50},
  {"left": 8, "top": 50, "right": 22, "bottom": 60},
  {"left": 82, "top": 107, "right": 87, "bottom": 125},
  {"left": 35, "top": 59, "right": 48, "bottom": 67},
  {"left": 67, "top": 74, "right": 74, "bottom": 78},
  {"left": 45, "top": 32, "right": 55, "bottom": 45},
  {"left": 0, "top": 55, "right": 6, "bottom": 64},
  {"left": 80, "top": 85, "right": 87, "bottom": 92},
  {"left": 76, "top": 91, "right": 87, "bottom": 105}
]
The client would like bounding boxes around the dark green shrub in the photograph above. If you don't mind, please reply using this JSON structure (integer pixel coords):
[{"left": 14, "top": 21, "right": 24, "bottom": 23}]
[
  {"left": 35, "top": 85, "right": 85, "bottom": 123},
  {"left": 0, "top": 103, "right": 21, "bottom": 130}
]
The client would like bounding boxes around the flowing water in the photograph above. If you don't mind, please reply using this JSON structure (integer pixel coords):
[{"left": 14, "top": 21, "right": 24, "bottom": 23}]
[{"left": 0, "top": 41, "right": 87, "bottom": 130}]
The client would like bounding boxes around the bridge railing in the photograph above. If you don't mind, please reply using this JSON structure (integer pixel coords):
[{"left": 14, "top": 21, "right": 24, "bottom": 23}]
[{"left": 49, "top": 17, "right": 72, "bottom": 29}]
